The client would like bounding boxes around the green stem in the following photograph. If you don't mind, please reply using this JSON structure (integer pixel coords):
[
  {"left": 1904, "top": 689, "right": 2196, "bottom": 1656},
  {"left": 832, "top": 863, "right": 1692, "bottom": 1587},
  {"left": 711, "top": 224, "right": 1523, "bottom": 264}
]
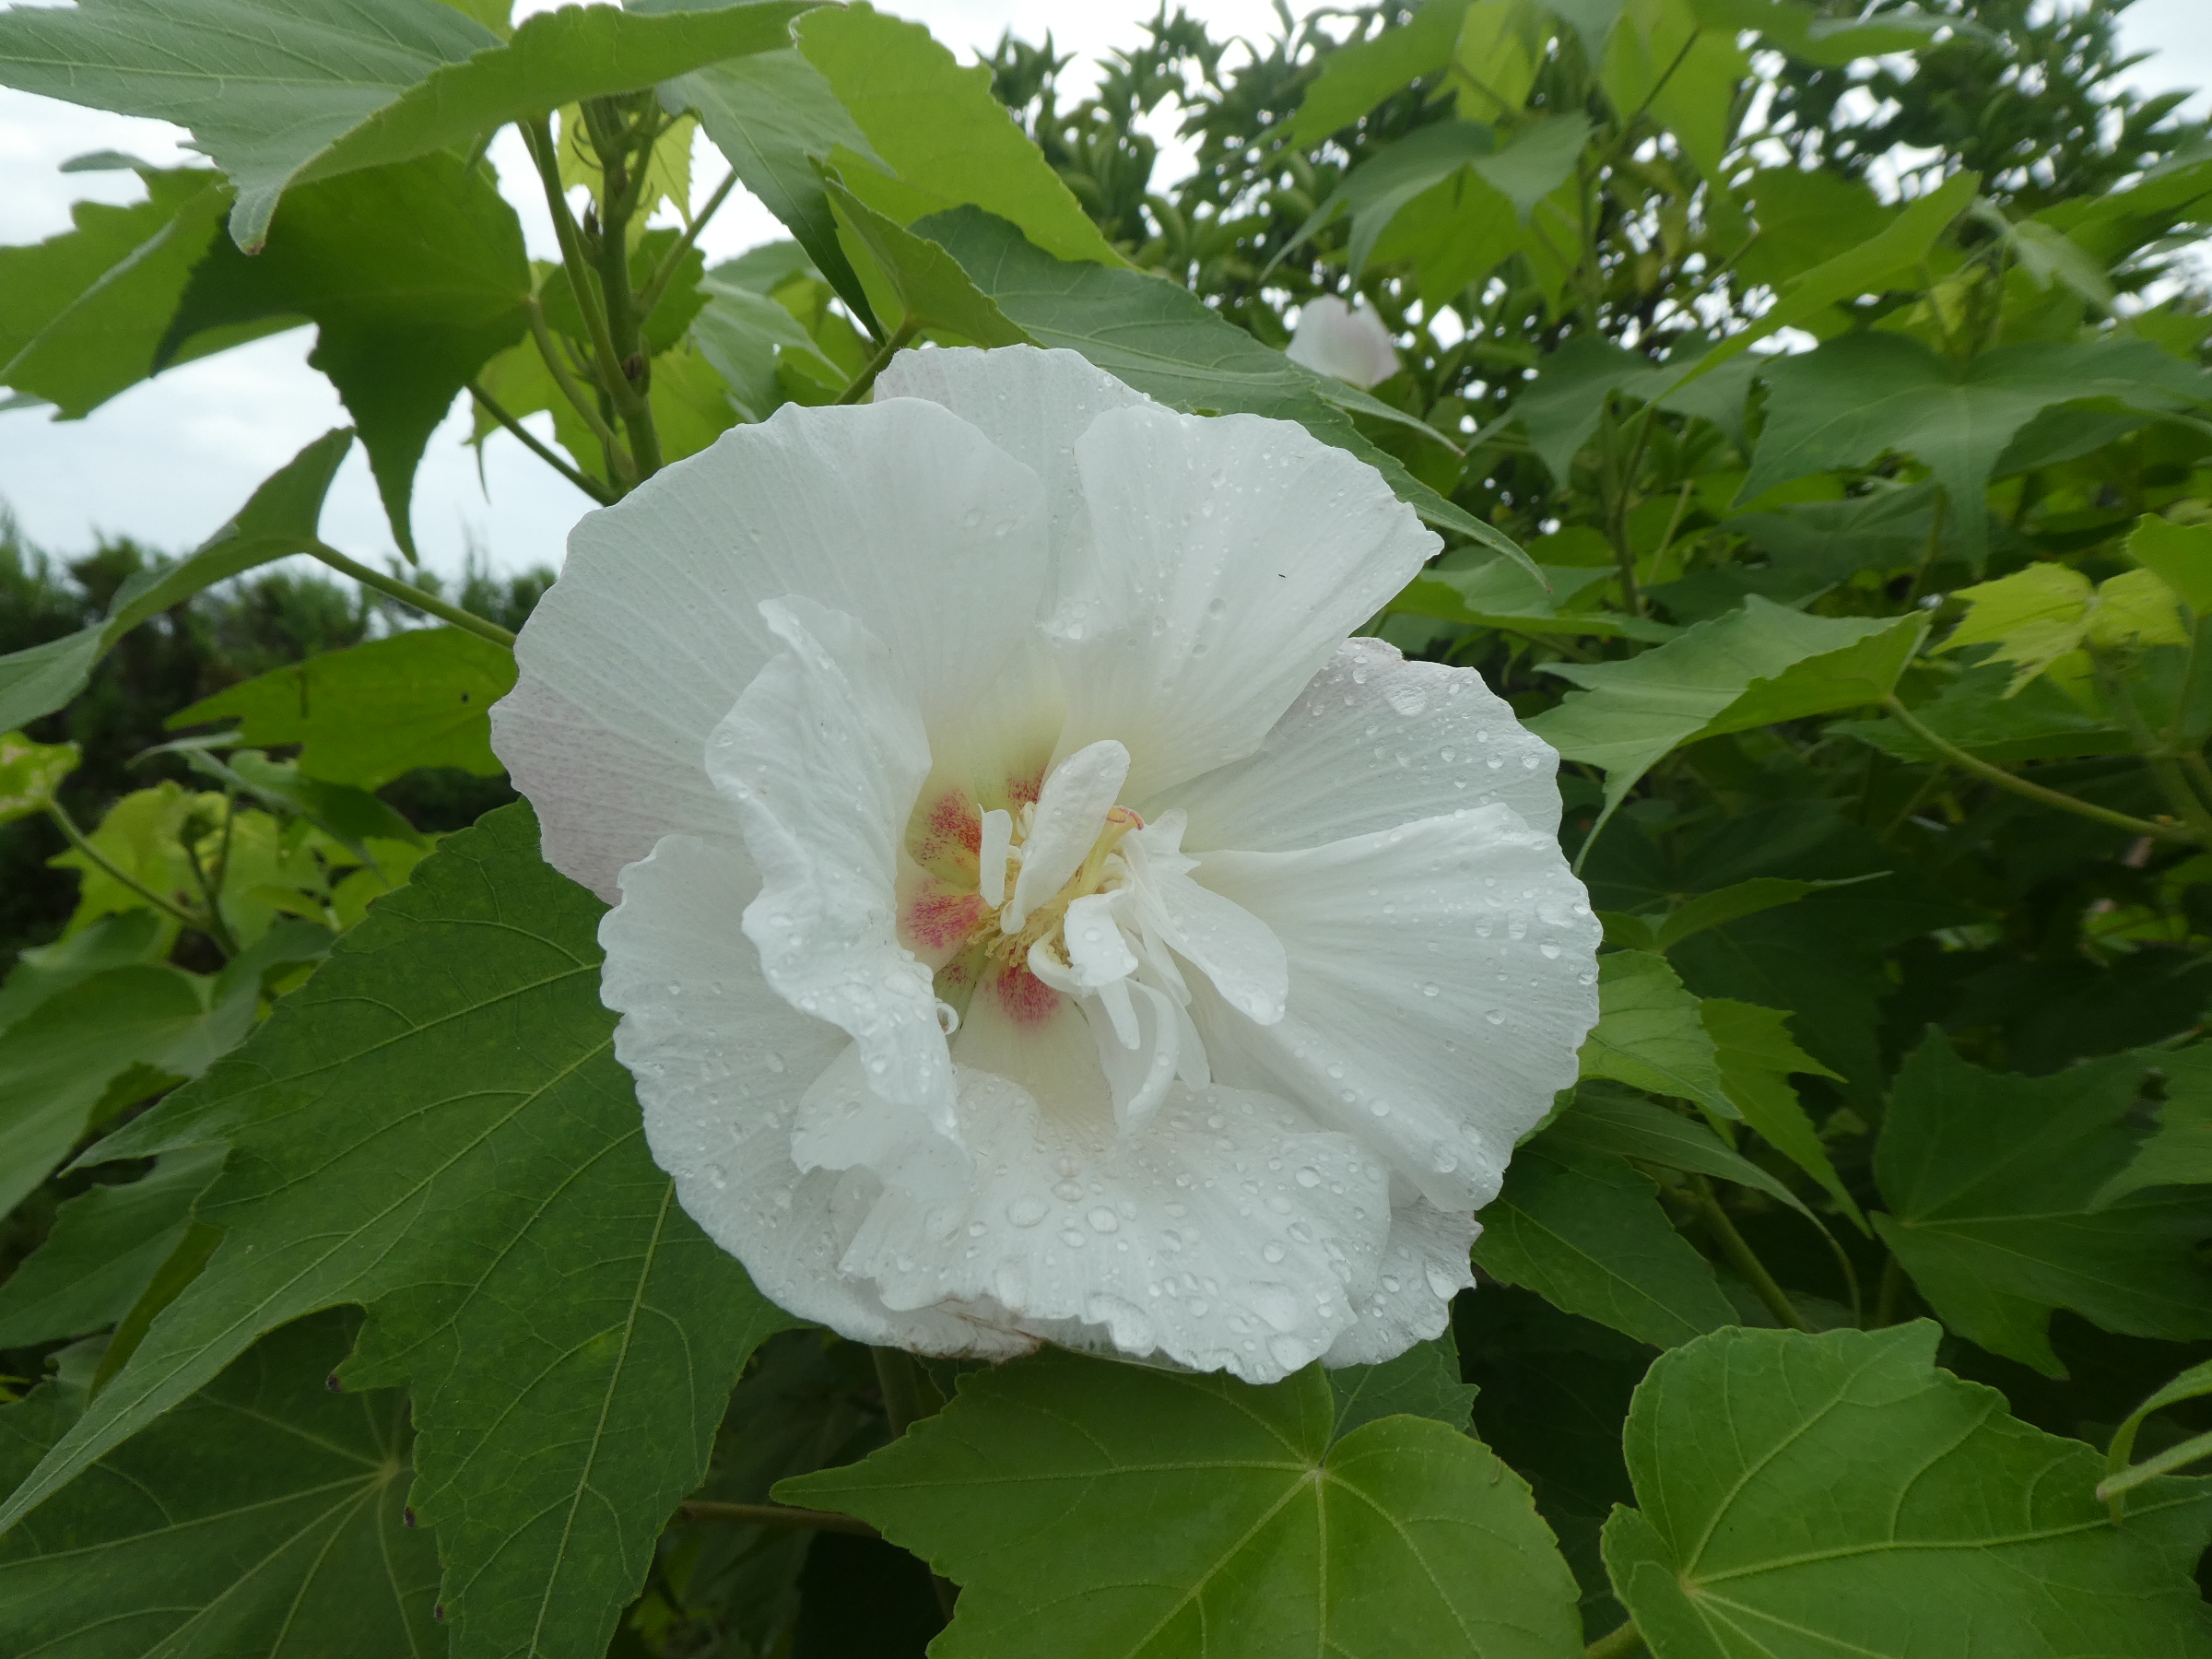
[
  {"left": 469, "top": 382, "right": 617, "bottom": 506},
  {"left": 181, "top": 832, "right": 241, "bottom": 959},
  {"left": 45, "top": 802, "right": 216, "bottom": 946},
  {"left": 1586, "top": 1618, "right": 1646, "bottom": 1658},
  {"left": 522, "top": 117, "right": 630, "bottom": 409},
  {"left": 2183, "top": 750, "right": 2212, "bottom": 820},
  {"left": 2097, "top": 1426, "right": 2212, "bottom": 1506},
  {"left": 1688, "top": 1176, "right": 1812, "bottom": 1332},
  {"left": 302, "top": 542, "right": 516, "bottom": 649},
  {"left": 1881, "top": 696, "right": 2192, "bottom": 842},
  {"left": 676, "top": 1500, "right": 879, "bottom": 1537},
  {"left": 2149, "top": 756, "right": 2212, "bottom": 846},
  {"left": 636, "top": 168, "right": 739, "bottom": 321},
  {"left": 525, "top": 298, "right": 630, "bottom": 485},
  {"left": 837, "top": 321, "right": 920, "bottom": 405}
]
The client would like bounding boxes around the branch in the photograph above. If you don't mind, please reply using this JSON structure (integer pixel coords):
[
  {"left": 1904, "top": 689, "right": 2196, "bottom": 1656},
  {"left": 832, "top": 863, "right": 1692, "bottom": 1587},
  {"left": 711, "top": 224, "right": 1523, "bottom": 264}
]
[
  {"left": 675, "top": 1500, "right": 879, "bottom": 1537},
  {"left": 46, "top": 802, "right": 216, "bottom": 945},
  {"left": 469, "top": 382, "right": 617, "bottom": 505},
  {"left": 302, "top": 542, "right": 517, "bottom": 650}
]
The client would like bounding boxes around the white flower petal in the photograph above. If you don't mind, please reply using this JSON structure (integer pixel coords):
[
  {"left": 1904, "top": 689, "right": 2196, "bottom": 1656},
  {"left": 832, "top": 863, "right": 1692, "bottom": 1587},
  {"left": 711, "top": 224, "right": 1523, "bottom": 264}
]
[
  {"left": 1190, "top": 807, "right": 1601, "bottom": 1210},
  {"left": 1172, "top": 637, "right": 1565, "bottom": 850},
  {"left": 1286, "top": 295, "right": 1402, "bottom": 390},
  {"left": 836, "top": 1065, "right": 1394, "bottom": 1383},
  {"left": 1049, "top": 405, "right": 1440, "bottom": 799},
  {"left": 1125, "top": 816, "right": 1288, "bottom": 1026},
  {"left": 1006, "top": 738, "right": 1130, "bottom": 929},
  {"left": 1324, "top": 1199, "right": 1478, "bottom": 1365},
  {"left": 603, "top": 833, "right": 1027, "bottom": 1359},
  {"left": 876, "top": 345, "right": 1151, "bottom": 559},
  {"left": 493, "top": 395, "right": 1049, "bottom": 900},
  {"left": 709, "top": 597, "right": 957, "bottom": 1139},
  {"left": 976, "top": 807, "right": 1014, "bottom": 907},
  {"left": 1061, "top": 890, "right": 1139, "bottom": 990}
]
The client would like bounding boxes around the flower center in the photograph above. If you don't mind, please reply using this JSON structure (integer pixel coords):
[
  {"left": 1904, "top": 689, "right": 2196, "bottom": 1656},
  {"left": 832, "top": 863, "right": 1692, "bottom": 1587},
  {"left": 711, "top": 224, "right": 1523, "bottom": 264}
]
[{"left": 979, "top": 802, "right": 1145, "bottom": 970}]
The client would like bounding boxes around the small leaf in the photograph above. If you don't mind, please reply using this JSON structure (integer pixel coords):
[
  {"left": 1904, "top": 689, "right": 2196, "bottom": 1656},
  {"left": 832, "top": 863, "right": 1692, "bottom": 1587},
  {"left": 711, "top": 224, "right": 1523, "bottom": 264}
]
[
  {"left": 0, "top": 429, "right": 352, "bottom": 734},
  {"left": 779, "top": 1346, "right": 1583, "bottom": 1657},
  {"left": 1831, "top": 659, "right": 2128, "bottom": 762},
  {"left": 1578, "top": 949, "right": 1733, "bottom": 1115},
  {"left": 0, "top": 731, "right": 77, "bottom": 827},
  {"left": 171, "top": 628, "right": 516, "bottom": 789},
  {"left": 1391, "top": 559, "right": 1678, "bottom": 642},
  {"left": 2097, "top": 1043, "right": 2212, "bottom": 1206},
  {"left": 1700, "top": 999, "right": 1864, "bottom": 1228},
  {"left": 1473, "top": 1134, "right": 1736, "bottom": 1347},
  {"left": 796, "top": 6, "right": 1124, "bottom": 267},
  {"left": 2105, "top": 1356, "right": 2212, "bottom": 1506},
  {"left": 1287, "top": 0, "right": 1472, "bottom": 144},
  {"left": 1873, "top": 1037, "right": 2212, "bottom": 1375},
  {"left": 822, "top": 177, "right": 1027, "bottom": 346},
  {"left": 1602, "top": 1323, "right": 2212, "bottom": 1657},
  {"left": 1547, "top": 1086, "right": 1811, "bottom": 1218},
  {"left": 1526, "top": 596, "right": 1924, "bottom": 836},
  {"left": 1651, "top": 873, "right": 1879, "bottom": 951},
  {"left": 2128, "top": 512, "right": 2212, "bottom": 618}
]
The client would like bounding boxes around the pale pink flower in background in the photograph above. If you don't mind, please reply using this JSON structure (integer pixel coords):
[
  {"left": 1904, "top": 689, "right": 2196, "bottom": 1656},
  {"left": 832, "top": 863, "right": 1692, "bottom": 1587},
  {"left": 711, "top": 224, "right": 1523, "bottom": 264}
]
[
  {"left": 1286, "top": 295, "right": 1402, "bottom": 389},
  {"left": 492, "top": 346, "right": 1597, "bottom": 1383}
]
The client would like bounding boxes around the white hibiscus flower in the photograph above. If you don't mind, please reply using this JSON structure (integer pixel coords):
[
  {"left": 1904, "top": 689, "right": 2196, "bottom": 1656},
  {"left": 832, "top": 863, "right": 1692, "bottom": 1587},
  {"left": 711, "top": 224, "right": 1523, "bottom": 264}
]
[
  {"left": 1286, "top": 295, "right": 1402, "bottom": 390},
  {"left": 492, "top": 346, "right": 1599, "bottom": 1384}
]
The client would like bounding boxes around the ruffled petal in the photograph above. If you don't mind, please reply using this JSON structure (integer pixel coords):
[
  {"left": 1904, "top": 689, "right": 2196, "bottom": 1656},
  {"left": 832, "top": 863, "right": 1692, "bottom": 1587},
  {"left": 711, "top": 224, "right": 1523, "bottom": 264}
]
[
  {"left": 602, "top": 833, "right": 1027, "bottom": 1358},
  {"left": 710, "top": 597, "right": 956, "bottom": 1139},
  {"left": 1048, "top": 405, "right": 1441, "bottom": 800},
  {"left": 1286, "top": 296, "right": 1401, "bottom": 390},
  {"left": 1006, "top": 739, "right": 1129, "bottom": 929},
  {"left": 1171, "top": 637, "right": 1565, "bottom": 852},
  {"left": 876, "top": 345, "right": 1151, "bottom": 561},
  {"left": 1324, "top": 1199, "right": 1478, "bottom": 1365},
  {"left": 837, "top": 1065, "right": 1395, "bottom": 1384},
  {"left": 1124, "top": 815, "right": 1287, "bottom": 1026},
  {"left": 493, "top": 395, "right": 1049, "bottom": 900},
  {"left": 1189, "top": 806, "right": 1601, "bottom": 1211}
]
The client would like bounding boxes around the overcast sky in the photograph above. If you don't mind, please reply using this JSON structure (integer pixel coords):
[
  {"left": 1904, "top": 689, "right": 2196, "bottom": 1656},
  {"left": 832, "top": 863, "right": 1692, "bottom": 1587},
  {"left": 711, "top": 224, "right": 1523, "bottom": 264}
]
[{"left": 0, "top": 0, "right": 2206, "bottom": 581}]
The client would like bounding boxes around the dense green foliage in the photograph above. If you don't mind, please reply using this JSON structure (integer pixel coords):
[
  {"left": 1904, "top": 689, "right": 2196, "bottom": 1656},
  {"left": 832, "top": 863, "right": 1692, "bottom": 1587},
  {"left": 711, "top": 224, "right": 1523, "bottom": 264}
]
[{"left": 3, "top": 0, "right": 2212, "bottom": 1654}]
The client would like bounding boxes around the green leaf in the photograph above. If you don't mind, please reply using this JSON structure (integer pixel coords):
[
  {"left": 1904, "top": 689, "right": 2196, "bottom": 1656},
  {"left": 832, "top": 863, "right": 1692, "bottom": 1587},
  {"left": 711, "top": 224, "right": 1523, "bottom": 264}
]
[
  {"left": 1651, "top": 874, "right": 1878, "bottom": 950},
  {"left": 2129, "top": 513, "right": 2212, "bottom": 619},
  {"left": 1578, "top": 950, "right": 1734, "bottom": 1116},
  {"left": 1831, "top": 660, "right": 2129, "bottom": 763},
  {"left": 0, "top": 806, "right": 796, "bottom": 1659},
  {"left": 1328, "top": 1331, "right": 1478, "bottom": 1437},
  {"left": 1601, "top": 0, "right": 1747, "bottom": 176},
  {"left": 691, "top": 264, "right": 841, "bottom": 418},
  {"left": 1287, "top": 0, "right": 1471, "bottom": 144},
  {"left": 0, "top": 965, "right": 250, "bottom": 1220},
  {"left": 1671, "top": 171, "right": 1979, "bottom": 388},
  {"left": 0, "top": 912, "right": 163, "bottom": 1036},
  {"left": 171, "top": 628, "right": 517, "bottom": 789},
  {"left": 0, "top": 0, "right": 814, "bottom": 252},
  {"left": 1473, "top": 1135, "right": 1736, "bottom": 1348},
  {"left": 1600, "top": 1323, "right": 2212, "bottom": 1658},
  {"left": 1735, "top": 166, "right": 1898, "bottom": 290},
  {"left": 1873, "top": 1038, "right": 2212, "bottom": 1375},
  {"left": 0, "top": 429, "right": 352, "bottom": 734},
  {"left": 0, "top": 1308, "right": 441, "bottom": 1654},
  {"left": 1391, "top": 559, "right": 1678, "bottom": 642},
  {"left": 1525, "top": 597, "right": 1924, "bottom": 833},
  {"left": 821, "top": 178, "right": 1026, "bottom": 346},
  {"left": 0, "top": 164, "right": 239, "bottom": 418},
  {"left": 2097, "top": 1044, "right": 2212, "bottom": 1205},
  {"left": 1547, "top": 1086, "right": 1812, "bottom": 1218},
  {"left": 780, "top": 1346, "right": 1583, "bottom": 1657},
  {"left": 0, "top": 731, "right": 77, "bottom": 827},
  {"left": 0, "top": 1147, "right": 222, "bottom": 1348},
  {"left": 1744, "top": 333, "right": 2210, "bottom": 566},
  {"left": 2105, "top": 1355, "right": 2212, "bottom": 1504},
  {"left": 1510, "top": 336, "right": 1672, "bottom": 482},
  {"left": 920, "top": 206, "right": 1536, "bottom": 573},
  {"left": 664, "top": 46, "right": 885, "bottom": 332},
  {"left": 1700, "top": 999, "right": 1863, "bottom": 1228},
  {"left": 797, "top": 5, "right": 1123, "bottom": 268},
  {"left": 159, "top": 153, "right": 528, "bottom": 556}
]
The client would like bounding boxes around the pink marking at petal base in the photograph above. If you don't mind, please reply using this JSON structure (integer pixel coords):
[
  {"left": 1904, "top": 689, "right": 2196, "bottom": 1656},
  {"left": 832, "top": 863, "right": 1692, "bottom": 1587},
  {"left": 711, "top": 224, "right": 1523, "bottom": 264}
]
[
  {"left": 914, "top": 790, "right": 981, "bottom": 863},
  {"left": 906, "top": 889, "right": 985, "bottom": 953},
  {"left": 992, "top": 962, "right": 1064, "bottom": 1028}
]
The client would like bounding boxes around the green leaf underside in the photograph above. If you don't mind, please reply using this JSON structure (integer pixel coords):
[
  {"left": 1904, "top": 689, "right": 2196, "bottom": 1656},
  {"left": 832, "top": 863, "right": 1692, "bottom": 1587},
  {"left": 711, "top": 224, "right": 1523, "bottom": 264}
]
[
  {"left": 170, "top": 627, "right": 516, "bottom": 789},
  {"left": 1579, "top": 949, "right": 1734, "bottom": 1115},
  {"left": 0, "top": 1309, "right": 441, "bottom": 1658},
  {"left": 0, "top": 0, "right": 812, "bottom": 250},
  {"left": 780, "top": 1346, "right": 1583, "bottom": 1658},
  {"left": 1526, "top": 596, "right": 1925, "bottom": 831},
  {"left": 1473, "top": 1135, "right": 1736, "bottom": 1348},
  {"left": 1328, "top": 1331, "right": 1479, "bottom": 1438},
  {"left": 918, "top": 205, "right": 1535, "bottom": 572},
  {"left": 0, "top": 429, "right": 353, "bottom": 735},
  {"left": 1874, "top": 1038, "right": 2212, "bottom": 1376},
  {"left": 2, "top": 805, "right": 796, "bottom": 1659},
  {"left": 1603, "top": 1324, "right": 2212, "bottom": 1657}
]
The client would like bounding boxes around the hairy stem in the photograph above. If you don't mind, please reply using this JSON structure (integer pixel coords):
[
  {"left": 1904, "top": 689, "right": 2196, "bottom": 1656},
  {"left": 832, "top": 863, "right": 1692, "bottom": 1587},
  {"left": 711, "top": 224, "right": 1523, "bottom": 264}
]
[
  {"left": 469, "top": 382, "right": 617, "bottom": 505},
  {"left": 1688, "top": 1176, "right": 1812, "bottom": 1332},
  {"left": 1881, "top": 696, "right": 2192, "bottom": 842},
  {"left": 302, "top": 542, "right": 516, "bottom": 649}
]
